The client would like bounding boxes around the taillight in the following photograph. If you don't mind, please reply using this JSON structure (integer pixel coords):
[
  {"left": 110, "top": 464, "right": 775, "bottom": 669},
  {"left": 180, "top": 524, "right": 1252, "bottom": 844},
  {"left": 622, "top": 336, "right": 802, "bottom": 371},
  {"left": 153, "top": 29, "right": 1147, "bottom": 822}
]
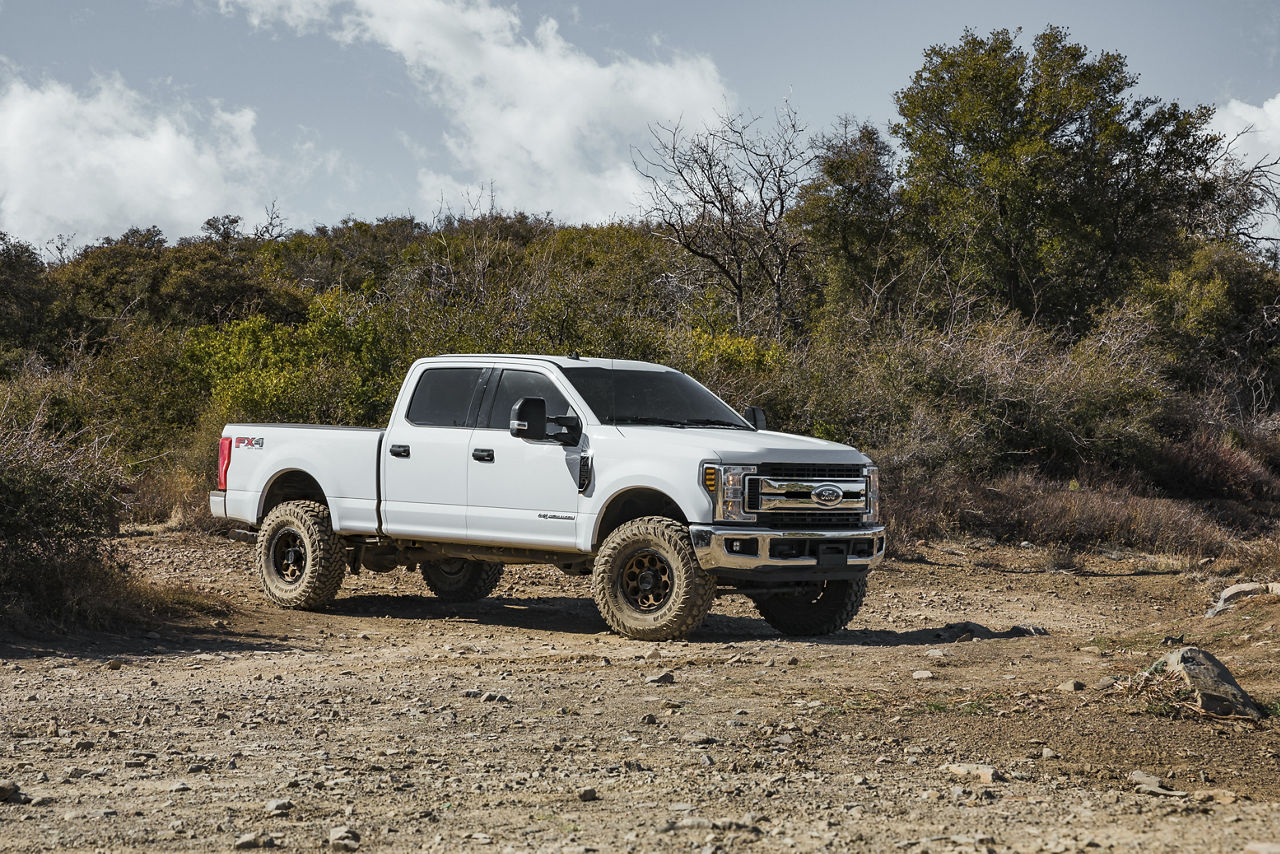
[{"left": 217, "top": 437, "right": 232, "bottom": 490}]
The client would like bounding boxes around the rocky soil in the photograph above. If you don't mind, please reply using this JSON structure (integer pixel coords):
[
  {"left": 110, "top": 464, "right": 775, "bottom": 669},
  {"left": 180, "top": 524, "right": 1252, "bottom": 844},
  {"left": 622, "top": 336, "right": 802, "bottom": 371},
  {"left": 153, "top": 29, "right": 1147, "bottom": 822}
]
[{"left": 2, "top": 532, "right": 1279, "bottom": 853}]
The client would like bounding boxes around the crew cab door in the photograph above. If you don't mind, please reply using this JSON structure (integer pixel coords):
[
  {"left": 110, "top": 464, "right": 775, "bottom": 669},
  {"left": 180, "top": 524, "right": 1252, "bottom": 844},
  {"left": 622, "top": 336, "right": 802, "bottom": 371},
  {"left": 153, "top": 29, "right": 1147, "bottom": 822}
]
[
  {"left": 381, "top": 366, "right": 489, "bottom": 541},
  {"left": 466, "top": 368, "right": 583, "bottom": 550}
]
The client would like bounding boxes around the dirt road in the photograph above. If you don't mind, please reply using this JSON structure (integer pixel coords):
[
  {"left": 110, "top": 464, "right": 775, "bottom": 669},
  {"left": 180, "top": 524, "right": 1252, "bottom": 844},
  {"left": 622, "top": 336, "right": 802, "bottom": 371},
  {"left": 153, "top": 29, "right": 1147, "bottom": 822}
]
[{"left": 2, "top": 533, "right": 1278, "bottom": 852}]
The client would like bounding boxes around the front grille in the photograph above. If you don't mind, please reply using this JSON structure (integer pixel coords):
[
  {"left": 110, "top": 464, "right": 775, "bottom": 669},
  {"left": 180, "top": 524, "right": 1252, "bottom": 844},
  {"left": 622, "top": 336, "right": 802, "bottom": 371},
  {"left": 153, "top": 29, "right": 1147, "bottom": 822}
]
[
  {"left": 755, "top": 463, "right": 862, "bottom": 480},
  {"left": 753, "top": 511, "right": 865, "bottom": 529}
]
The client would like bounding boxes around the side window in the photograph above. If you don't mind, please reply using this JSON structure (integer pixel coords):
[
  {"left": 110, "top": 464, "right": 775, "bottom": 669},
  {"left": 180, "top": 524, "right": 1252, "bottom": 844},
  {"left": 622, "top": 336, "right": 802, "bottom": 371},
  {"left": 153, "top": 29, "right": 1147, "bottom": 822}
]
[
  {"left": 405, "top": 367, "right": 485, "bottom": 427},
  {"left": 484, "top": 370, "right": 573, "bottom": 429}
]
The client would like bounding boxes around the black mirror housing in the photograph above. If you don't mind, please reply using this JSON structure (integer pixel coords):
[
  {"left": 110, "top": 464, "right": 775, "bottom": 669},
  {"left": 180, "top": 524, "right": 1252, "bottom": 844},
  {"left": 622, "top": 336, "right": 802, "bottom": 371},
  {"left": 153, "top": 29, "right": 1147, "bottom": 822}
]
[
  {"left": 743, "top": 405, "right": 767, "bottom": 430},
  {"left": 510, "top": 397, "right": 548, "bottom": 440},
  {"left": 549, "top": 413, "right": 582, "bottom": 446}
]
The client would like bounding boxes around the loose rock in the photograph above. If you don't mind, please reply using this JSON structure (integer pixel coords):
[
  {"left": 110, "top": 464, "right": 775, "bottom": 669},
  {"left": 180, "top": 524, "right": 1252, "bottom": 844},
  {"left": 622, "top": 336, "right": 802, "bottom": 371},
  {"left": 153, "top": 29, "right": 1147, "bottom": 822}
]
[
  {"left": 1151, "top": 647, "right": 1263, "bottom": 720},
  {"left": 941, "top": 764, "right": 1004, "bottom": 784},
  {"left": 1243, "top": 843, "right": 1280, "bottom": 854},
  {"left": 577, "top": 787, "right": 599, "bottom": 802},
  {"left": 1205, "top": 582, "right": 1280, "bottom": 617},
  {"left": 264, "top": 798, "right": 293, "bottom": 815},
  {"left": 328, "top": 826, "right": 361, "bottom": 851},
  {"left": 1128, "top": 770, "right": 1188, "bottom": 797},
  {"left": 234, "top": 832, "right": 275, "bottom": 849}
]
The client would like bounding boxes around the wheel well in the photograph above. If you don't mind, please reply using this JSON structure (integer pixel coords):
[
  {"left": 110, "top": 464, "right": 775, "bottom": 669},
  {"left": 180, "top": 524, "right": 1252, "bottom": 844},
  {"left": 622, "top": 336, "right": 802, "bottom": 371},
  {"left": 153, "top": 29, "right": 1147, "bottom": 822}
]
[
  {"left": 259, "top": 470, "right": 327, "bottom": 523},
  {"left": 594, "top": 488, "right": 686, "bottom": 549}
]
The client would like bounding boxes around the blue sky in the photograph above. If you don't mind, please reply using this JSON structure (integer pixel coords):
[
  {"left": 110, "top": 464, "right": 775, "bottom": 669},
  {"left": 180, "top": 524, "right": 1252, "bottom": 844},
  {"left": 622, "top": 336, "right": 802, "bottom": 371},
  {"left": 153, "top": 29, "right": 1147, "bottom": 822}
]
[{"left": 1, "top": 0, "right": 1278, "bottom": 248}]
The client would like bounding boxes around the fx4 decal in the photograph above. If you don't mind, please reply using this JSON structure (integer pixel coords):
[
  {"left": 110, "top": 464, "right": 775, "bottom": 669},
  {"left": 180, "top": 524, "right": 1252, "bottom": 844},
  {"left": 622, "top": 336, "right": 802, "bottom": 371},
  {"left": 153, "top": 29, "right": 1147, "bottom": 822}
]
[{"left": 235, "top": 437, "right": 265, "bottom": 449}]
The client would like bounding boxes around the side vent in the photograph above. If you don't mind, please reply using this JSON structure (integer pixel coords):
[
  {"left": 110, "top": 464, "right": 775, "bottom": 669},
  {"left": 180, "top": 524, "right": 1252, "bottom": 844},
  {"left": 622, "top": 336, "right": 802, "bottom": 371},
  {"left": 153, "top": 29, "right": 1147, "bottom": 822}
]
[{"left": 577, "top": 454, "right": 592, "bottom": 492}]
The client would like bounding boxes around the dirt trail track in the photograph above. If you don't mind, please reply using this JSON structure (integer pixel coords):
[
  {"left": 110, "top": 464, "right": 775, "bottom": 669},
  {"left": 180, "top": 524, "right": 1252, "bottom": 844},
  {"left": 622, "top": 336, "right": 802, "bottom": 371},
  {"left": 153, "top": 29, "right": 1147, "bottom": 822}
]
[{"left": 2, "top": 532, "right": 1278, "bottom": 853}]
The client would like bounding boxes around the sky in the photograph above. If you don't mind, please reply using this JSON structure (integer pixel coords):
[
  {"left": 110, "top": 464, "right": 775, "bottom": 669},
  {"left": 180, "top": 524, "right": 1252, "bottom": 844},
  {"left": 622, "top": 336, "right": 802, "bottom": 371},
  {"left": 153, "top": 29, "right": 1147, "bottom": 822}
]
[{"left": 1, "top": 0, "right": 1278, "bottom": 249}]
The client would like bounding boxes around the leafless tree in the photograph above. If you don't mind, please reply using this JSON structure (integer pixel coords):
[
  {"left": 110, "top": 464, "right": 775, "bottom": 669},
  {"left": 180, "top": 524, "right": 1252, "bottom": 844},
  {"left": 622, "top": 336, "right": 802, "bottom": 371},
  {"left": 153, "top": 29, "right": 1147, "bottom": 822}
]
[
  {"left": 636, "top": 103, "right": 815, "bottom": 334},
  {"left": 252, "top": 200, "right": 290, "bottom": 241},
  {"left": 1199, "top": 127, "right": 1280, "bottom": 251}
]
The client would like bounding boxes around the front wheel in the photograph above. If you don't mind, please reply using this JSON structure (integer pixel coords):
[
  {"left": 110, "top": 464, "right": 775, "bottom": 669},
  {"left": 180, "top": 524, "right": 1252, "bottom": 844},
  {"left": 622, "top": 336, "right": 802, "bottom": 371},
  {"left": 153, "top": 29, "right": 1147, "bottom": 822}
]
[
  {"left": 419, "top": 559, "right": 504, "bottom": 602},
  {"left": 591, "top": 516, "right": 716, "bottom": 641},
  {"left": 753, "top": 576, "right": 867, "bottom": 636},
  {"left": 256, "top": 500, "right": 346, "bottom": 609}
]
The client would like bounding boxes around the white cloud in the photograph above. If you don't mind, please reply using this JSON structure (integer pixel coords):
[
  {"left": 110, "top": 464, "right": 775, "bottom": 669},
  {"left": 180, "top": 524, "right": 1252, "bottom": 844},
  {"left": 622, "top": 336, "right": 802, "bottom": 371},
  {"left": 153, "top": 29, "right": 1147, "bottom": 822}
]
[
  {"left": 0, "top": 72, "right": 278, "bottom": 245},
  {"left": 1214, "top": 92, "right": 1280, "bottom": 168},
  {"left": 223, "top": 0, "right": 729, "bottom": 223}
]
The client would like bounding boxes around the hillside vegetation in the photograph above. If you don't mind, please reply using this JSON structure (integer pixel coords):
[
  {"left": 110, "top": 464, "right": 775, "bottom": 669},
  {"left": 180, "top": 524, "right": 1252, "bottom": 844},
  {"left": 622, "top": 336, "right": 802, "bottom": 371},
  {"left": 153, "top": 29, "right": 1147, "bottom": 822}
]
[{"left": 3, "top": 27, "right": 1279, "bottom": 621}]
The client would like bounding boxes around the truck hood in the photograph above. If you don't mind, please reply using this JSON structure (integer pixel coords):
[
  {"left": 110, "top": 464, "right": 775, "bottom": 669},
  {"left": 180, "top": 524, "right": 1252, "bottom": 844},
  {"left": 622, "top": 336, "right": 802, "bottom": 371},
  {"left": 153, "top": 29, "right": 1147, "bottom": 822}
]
[{"left": 610, "top": 425, "right": 871, "bottom": 466}]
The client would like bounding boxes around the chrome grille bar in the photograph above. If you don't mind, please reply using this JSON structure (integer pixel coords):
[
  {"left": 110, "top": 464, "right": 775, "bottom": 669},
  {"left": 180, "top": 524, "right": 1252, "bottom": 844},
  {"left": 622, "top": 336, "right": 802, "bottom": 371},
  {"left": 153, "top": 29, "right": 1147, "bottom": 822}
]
[{"left": 751, "top": 477, "right": 868, "bottom": 511}]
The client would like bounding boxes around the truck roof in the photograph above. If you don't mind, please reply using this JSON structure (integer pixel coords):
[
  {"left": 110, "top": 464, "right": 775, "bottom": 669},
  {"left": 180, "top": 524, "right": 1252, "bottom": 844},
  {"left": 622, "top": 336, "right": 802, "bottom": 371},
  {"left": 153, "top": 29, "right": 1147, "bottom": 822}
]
[{"left": 411, "top": 354, "right": 673, "bottom": 371}]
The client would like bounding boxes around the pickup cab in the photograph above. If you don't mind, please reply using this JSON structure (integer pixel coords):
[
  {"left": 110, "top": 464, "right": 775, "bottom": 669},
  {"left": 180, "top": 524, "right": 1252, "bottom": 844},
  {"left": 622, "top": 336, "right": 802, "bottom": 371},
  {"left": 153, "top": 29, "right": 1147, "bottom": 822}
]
[{"left": 210, "top": 355, "right": 885, "bottom": 640}]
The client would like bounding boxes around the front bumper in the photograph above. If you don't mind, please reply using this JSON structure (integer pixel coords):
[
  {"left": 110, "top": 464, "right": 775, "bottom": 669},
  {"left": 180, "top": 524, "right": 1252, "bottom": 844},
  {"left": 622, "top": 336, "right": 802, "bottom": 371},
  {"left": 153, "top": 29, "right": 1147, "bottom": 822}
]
[{"left": 688, "top": 524, "right": 886, "bottom": 581}]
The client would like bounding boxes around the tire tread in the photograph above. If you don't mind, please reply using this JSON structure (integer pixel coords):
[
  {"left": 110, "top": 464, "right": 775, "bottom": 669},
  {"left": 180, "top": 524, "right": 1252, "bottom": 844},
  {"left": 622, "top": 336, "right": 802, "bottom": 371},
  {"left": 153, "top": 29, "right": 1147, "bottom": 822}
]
[
  {"left": 754, "top": 574, "right": 867, "bottom": 636},
  {"left": 591, "top": 516, "right": 715, "bottom": 641},
  {"left": 255, "top": 499, "right": 346, "bottom": 610},
  {"left": 420, "top": 560, "right": 504, "bottom": 602}
]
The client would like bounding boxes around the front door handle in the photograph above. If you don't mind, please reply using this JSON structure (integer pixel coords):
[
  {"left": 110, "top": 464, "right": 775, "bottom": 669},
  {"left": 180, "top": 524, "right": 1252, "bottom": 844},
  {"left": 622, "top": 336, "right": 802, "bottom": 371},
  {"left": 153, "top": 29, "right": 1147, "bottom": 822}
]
[
  {"left": 389, "top": 444, "right": 411, "bottom": 458},
  {"left": 472, "top": 448, "right": 494, "bottom": 462}
]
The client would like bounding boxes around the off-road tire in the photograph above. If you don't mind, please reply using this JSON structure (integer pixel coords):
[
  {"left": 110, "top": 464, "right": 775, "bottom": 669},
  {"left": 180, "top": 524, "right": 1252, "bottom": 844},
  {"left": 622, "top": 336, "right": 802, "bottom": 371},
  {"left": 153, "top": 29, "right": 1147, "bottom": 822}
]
[
  {"left": 256, "top": 500, "right": 346, "bottom": 609},
  {"left": 420, "top": 559, "right": 504, "bottom": 602},
  {"left": 754, "top": 575, "right": 867, "bottom": 636},
  {"left": 591, "top": 516, "right": 716, "bottom": 641}
]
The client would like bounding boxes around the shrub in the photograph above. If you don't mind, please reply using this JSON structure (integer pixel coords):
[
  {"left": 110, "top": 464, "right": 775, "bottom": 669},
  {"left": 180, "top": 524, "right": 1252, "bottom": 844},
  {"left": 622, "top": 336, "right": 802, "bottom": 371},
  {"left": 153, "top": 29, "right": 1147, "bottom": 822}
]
[
  {"left": 793, "top": 306, "right": 1168, "bottom": 482},
  {"left": 975, "top": 472, "right": 1230, "bottom": 554},
  {"left": 0, "top": 404, "right": 134, "bottom": 625}
]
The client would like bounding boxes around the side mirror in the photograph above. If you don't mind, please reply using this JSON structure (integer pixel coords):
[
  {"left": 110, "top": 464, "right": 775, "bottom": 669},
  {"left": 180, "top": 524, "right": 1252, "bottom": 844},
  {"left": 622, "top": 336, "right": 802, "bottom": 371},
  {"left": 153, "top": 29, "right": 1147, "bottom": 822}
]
[
  {"left": 510, "top": 397, "right": 547, "bottom": 440},
  {"left": 743, "top": 405, "right": 767, "bottom": 430}
]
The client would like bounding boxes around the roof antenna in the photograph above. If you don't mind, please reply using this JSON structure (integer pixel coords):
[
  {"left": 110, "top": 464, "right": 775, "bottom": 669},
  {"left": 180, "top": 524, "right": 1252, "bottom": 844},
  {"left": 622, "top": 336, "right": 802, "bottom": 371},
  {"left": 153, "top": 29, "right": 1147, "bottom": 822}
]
[{"left": 568, "top": 351, "right": 581, "bottom": 360}]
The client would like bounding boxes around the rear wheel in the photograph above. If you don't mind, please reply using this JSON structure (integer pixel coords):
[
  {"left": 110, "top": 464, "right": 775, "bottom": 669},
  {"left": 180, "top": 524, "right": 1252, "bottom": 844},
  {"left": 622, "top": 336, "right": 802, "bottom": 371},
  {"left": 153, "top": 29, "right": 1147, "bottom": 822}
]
[
  {"left": 591, "top": 516, "right": 716, "bottom": 641},
  {"left": 256, "top": 500, "right": 346, "bottom": 609},
  {"left": 753, "top": 575, "right": 867, "bottom": 636},
  {"left": 419, "top": 559, "right": 504, "bottom": 602}
]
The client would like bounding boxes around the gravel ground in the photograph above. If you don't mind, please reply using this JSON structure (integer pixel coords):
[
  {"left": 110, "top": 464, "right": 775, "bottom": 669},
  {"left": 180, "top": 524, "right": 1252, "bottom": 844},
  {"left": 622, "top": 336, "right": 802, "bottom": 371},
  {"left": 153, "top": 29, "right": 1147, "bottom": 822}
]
[{"left": 1, "top": 531, "right": 1278, "bottom": 853}]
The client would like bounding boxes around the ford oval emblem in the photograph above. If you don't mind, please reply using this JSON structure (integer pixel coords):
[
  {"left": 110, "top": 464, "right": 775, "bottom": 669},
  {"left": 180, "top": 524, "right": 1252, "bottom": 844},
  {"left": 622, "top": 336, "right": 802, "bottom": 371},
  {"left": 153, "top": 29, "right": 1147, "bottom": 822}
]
[{"left": 811, "top": 483, "right": 844, "bottom": 507}]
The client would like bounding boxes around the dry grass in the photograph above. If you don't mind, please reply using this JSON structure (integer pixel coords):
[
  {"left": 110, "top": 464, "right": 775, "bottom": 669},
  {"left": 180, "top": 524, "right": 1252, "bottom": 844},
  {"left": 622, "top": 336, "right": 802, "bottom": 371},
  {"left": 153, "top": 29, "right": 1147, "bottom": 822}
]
[{"left": 885, "top": 470, "right": 1233, "bottom": 556}]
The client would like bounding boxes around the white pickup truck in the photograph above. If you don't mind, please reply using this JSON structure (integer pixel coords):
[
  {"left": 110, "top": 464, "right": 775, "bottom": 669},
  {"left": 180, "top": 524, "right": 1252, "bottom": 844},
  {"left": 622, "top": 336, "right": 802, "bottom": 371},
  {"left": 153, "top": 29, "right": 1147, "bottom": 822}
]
[{"left": 210, "top": 355, "right": 885, "bottom": 640}]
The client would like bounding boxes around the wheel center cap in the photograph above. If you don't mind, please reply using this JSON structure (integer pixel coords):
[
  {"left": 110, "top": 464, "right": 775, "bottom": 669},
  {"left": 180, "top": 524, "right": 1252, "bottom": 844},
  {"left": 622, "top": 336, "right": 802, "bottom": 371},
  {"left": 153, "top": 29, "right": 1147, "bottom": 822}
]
[{"left": 637, "top": 570, "right": 657, "bottom": 591}]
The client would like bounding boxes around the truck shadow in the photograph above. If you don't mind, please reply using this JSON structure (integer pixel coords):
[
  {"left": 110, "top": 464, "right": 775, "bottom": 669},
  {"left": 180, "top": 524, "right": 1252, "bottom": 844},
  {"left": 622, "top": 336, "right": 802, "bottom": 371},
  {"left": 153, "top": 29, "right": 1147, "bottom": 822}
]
[
  {"left": 330, "top": 594, "right": 1046, "bottom": 647},
  {"left": 697, "top": 615, "right": 1047, "bottom": 645},
  {"left": 0, "top": 624, "right": 298, "bottom": 662}
]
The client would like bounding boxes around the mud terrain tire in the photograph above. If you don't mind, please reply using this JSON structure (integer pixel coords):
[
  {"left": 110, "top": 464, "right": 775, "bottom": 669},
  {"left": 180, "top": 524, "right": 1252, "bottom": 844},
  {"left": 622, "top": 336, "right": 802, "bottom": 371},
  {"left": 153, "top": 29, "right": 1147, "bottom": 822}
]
[
  {"left": 591, "top": 516, "right": 716, "bottom": 641},
  {"left": 420, "top": 559, "right": 504, "bottom": 602},
  {"left": 256, "top": 500, "right": 346, "bottom": 609},
  {"left": 754, "top": 575, "right": 867, "bottom": 636}
]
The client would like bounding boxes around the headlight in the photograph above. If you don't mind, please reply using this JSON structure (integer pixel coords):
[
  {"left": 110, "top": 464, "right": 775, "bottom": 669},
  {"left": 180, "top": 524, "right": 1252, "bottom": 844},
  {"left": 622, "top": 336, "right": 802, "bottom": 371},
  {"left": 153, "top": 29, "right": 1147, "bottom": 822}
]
[
  {"left": 702, "top": 463, "right": 756, "bottom": 522},
  {"left": 864, "top": 466, "right": 880, "bottom": 524}
]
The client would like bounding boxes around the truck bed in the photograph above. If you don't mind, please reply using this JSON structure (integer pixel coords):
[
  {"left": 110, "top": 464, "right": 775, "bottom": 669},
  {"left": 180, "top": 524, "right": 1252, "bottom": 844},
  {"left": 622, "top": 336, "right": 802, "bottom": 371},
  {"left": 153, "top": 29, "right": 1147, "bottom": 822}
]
[{"left": 214, "top": 424, "right": 385, "bottom": 534}]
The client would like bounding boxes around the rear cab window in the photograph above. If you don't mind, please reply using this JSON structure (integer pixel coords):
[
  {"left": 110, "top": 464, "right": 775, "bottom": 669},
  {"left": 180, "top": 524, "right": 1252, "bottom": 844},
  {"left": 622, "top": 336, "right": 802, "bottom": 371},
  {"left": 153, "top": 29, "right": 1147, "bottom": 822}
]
[{"left": 405, "top": 367, "right": 488, "bottom": 427}]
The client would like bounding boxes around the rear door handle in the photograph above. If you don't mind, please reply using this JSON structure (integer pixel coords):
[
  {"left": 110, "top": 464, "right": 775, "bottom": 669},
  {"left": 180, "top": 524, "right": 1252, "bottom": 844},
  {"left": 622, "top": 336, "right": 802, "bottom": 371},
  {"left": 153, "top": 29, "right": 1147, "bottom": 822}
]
[
  {"left": 389, "top": 444, "right": 411, "bottom": 458},
  {"left": 472, "top": 448, "right": 494, "bottom": 462}
]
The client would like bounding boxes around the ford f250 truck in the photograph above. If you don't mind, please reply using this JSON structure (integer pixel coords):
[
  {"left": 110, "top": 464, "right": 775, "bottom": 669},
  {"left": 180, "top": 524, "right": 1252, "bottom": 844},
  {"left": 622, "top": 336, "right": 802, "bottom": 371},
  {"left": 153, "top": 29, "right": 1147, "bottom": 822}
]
[{"left": 210, "top": 355, "right": 885, "bottom": 640}]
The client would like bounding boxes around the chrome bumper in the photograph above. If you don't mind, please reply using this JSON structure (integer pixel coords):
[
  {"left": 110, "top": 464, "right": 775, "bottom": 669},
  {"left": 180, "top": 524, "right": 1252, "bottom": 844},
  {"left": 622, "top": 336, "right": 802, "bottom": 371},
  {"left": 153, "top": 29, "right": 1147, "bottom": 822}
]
[{"left": 688, "top": 524, "right": 886, "bottom": 579}]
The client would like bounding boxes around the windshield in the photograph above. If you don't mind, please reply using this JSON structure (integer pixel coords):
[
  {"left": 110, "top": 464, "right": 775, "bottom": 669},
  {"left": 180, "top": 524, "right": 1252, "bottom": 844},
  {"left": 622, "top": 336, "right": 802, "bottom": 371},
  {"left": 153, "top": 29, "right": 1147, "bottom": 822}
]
[{"left": 561, "top": 366, "right": 752, "bottom": 429}]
